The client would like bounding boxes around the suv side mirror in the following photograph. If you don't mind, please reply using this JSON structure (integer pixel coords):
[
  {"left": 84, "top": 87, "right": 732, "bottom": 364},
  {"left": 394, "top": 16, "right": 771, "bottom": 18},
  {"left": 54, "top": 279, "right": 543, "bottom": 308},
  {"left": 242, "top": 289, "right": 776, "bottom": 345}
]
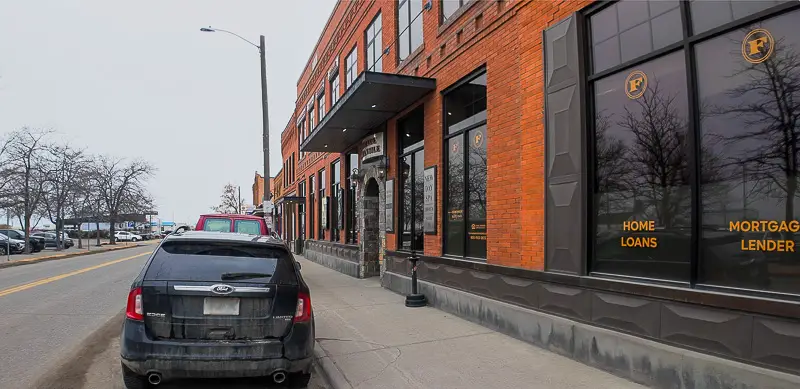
[{"left": 295, "top": 262, "right": 302, "bottom": 271}]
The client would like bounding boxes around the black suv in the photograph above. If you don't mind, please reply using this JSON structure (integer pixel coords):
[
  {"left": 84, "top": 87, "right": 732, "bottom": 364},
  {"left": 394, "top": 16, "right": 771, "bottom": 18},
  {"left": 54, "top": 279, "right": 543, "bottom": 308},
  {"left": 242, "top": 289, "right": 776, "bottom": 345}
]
[
  {"left": 120, "top": 231, "right": 314, "bottom": 388},
  {"left": 0, "top": 229, "right": 45, "bottom": 252}
]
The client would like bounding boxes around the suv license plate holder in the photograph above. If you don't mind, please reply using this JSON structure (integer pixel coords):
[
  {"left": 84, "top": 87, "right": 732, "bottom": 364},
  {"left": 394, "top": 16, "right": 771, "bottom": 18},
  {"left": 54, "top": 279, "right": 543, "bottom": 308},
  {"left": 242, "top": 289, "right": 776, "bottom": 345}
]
[{"left": 203, "top": 297, "right": 240, "bottom": 316}]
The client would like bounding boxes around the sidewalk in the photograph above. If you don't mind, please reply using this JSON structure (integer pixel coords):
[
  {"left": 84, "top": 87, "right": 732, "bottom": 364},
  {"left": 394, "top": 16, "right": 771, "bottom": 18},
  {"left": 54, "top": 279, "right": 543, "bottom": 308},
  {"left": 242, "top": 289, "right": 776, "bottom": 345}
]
[{"left": 298, "top": 255, "right": 645, "bottom": 389}]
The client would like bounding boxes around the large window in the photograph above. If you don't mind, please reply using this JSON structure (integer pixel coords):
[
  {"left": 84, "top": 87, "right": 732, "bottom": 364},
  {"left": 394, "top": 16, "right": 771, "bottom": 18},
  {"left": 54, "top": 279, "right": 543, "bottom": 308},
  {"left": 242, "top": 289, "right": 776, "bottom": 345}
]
[
  {"left": 399, "top": 107, "right": 425, "bottom": 252},
  {"left": 298, "top": 119, "right": 306, "bottom": 159},
  {"left": 366, "top": 13, "right": 383, "bottom": 72},
  {"left": 346, "top": 152, "right": 360, "bottom": 244},
  {"left": 398, "top": 0, "right": 423, "bottom": 61},
  {"left": 308, "top": 104, "right": 315, "bottom": 131},
  {"left": 444, "top": 71, "right": 487, "bottom": 259},
  {"left": 317, "top": 91, "right": 325, "bottom": 123},
  {"left": 588, "top": 1, "right": 799, "bottom": 294},
  {"left": 298, "top": 180, "right": 306, "bottom": 240},
  {"left": 318, "top": 169, "right": 327, "bottom": 239},
  {"left": 331, "top": 160, "right": 342, "bottom": 242},
  {"left": 309, "top": 176, "right": 315, "bottom": 240},
  {"left": 330, "top": 72, "right": 340, "bottom": 107},
  {"left": 442, "top": 0, "right": 467, "bottom": 22},
  {"left": 345, "top": 47, "right": 358, "bottom": 89}
]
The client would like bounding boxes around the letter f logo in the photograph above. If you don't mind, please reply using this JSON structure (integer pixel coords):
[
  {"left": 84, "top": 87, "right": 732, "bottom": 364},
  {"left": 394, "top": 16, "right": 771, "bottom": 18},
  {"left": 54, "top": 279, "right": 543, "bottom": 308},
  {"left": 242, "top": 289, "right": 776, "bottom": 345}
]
[{"left": 624, "top": 70, "right": 647, "bottom": 99}]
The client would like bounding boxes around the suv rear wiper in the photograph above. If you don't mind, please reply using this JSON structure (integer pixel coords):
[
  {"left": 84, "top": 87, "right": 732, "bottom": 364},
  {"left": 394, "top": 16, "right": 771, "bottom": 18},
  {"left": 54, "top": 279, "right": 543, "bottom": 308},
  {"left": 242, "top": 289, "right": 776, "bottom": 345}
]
[{"left": 220, "top": 272, "right": 273, "bottom": 280}]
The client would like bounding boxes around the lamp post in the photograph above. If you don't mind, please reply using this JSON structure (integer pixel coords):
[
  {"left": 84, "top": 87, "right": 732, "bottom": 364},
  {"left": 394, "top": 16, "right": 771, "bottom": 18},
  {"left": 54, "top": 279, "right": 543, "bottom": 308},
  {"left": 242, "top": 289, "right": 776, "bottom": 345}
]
[{"left": 200, "top": 26, "right": 272, "bottom": 224}]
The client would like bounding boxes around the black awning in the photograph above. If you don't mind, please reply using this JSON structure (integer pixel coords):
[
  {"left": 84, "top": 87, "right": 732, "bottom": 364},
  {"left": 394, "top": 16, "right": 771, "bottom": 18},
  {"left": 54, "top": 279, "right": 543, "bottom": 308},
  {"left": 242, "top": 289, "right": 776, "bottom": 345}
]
[
  {"left": 300, "top": 71, "right": 436, "bottom": 152},
  {"left": 275, "top": 196, "right": 306, "bottom": 205}
]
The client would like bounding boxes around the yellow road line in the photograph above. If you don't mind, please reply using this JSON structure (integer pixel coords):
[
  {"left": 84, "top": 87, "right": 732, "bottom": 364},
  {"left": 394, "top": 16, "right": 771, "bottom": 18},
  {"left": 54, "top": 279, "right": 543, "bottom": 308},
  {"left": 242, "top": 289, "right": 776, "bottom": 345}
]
[{"left": 0, "top": 251, "right": 152, "bottom": 298}]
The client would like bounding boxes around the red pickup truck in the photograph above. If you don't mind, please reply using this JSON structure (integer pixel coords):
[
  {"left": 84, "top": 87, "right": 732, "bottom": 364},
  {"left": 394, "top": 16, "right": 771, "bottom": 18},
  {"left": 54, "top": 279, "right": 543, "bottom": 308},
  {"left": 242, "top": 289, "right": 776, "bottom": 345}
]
[{"left": 194, "top": 214, "right": 270, "bottom": 236}]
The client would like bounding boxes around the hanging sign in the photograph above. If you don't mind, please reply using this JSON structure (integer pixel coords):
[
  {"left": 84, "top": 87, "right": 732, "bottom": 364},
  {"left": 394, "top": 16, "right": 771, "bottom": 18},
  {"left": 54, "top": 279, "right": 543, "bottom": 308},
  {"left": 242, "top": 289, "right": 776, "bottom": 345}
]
[
  {"left": 361, "top": 133, "right": 384, "bottom": 163},
  {"left": 424, "top": 166, "right": 436, "bottom": 234}
]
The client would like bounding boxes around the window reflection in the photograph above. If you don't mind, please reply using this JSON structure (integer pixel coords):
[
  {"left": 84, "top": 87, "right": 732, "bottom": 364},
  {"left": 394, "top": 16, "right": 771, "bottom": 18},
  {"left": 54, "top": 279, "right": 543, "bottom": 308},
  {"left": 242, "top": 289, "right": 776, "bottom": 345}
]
[
  {"left": 697, "top": 11, "right": 800, "bottom": 293},
  {"left": 593, "top": 51, "right": 691, "bottom": 281}
]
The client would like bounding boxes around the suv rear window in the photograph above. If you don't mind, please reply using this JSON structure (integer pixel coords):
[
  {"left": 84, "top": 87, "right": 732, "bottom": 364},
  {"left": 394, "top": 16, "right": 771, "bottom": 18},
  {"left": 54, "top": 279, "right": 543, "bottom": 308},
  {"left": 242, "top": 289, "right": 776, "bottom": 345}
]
[
  {"left": 235, "top": 220, "right": 261, "bottom": 235},
  {"left": 203, "top": 218, "right": 231, "bottom": 232},
  {"left": 144, "top": 241, "right": 295, "bottom": 283}
]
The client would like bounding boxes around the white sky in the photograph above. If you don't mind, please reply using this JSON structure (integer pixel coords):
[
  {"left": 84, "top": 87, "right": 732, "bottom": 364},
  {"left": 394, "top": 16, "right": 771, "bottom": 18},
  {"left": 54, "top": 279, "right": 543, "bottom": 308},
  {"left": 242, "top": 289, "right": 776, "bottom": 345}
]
[{"left": 0, "top": 0, "right": 336, "bottom": 223}]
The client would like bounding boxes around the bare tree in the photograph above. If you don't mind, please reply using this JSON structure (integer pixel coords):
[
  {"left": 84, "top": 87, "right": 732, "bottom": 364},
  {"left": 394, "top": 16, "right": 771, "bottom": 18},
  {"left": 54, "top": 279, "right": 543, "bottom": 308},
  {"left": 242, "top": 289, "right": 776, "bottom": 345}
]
[
  {"left": 42, "top": 144, "right": 88, "bottom": 250},
  {"left": 94, "top": 156, "right": 155, "bottom": 244},
  {"left": 710, "top": 37, "right": 800, "bottom": 225},
  {"left": 212, "top": 183, "right": 243, "bottom": 214},
  {"left": 3, "top": 128, "right": 52, "bottom": 252}
]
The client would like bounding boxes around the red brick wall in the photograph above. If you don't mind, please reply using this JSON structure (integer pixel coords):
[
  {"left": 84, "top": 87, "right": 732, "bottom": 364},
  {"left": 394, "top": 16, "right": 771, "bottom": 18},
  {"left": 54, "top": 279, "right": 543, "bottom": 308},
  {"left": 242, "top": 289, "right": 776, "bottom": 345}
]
[{"left": 279, "top": 0, "right": 592, "bottom": 270}]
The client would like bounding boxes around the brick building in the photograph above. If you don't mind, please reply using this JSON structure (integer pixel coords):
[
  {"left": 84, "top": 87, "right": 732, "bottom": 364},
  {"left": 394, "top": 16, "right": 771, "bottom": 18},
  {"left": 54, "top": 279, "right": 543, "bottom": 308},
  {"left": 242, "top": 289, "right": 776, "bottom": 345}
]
[{"left": 276, "top": 0, "right": 800, "bottom": 386}]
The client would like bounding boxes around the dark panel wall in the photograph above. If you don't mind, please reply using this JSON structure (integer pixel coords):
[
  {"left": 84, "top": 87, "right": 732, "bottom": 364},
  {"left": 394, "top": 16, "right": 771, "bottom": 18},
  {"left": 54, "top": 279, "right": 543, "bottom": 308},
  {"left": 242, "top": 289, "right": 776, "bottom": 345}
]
[{"left": 543, "top": 13, "right": 585, "bottom": 274}]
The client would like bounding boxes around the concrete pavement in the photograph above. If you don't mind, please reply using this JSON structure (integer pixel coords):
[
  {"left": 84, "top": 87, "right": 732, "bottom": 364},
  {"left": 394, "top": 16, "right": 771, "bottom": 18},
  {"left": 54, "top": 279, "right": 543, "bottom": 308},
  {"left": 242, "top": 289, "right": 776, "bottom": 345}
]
[
  {"left": 298, "top": 255, "right": 646, "bottom": 389},
  {"left": 0, "top": 242, "right": 329, "bottom": 389},
  {"left": 0, "top": 245, "right": 153, "bottom": 389}
]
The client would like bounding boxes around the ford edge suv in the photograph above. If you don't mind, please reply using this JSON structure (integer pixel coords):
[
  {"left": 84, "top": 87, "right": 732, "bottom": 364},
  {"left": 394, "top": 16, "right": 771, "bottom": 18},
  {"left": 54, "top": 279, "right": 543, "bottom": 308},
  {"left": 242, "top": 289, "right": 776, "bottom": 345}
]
[{"left": 119, "top": 230, "right": 314, "bottom": 388}]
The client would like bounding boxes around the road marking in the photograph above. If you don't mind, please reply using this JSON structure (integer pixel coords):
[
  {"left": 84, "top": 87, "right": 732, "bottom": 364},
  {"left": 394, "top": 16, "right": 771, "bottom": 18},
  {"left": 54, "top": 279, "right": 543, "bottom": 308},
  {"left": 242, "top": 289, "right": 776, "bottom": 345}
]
[{"left": 0, "top": 251, "right": 152, "bottom": 298}]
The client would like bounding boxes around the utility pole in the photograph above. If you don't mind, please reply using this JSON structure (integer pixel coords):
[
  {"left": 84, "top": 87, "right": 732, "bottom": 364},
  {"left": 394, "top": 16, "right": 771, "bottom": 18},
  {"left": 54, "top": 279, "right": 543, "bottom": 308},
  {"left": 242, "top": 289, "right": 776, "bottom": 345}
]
[{"left": 260, "top": 35, "right": 273, "bottom": 229}]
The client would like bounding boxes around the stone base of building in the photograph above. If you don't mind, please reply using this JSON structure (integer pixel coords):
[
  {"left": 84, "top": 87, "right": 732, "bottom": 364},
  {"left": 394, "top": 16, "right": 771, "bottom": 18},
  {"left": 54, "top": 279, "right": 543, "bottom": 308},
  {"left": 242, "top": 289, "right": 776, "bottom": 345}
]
[
  {"left": 303, "top": 240, "right": 378, "bottom": 279},
  {"left": 381, "top": 270, "right": 800, "bottom": 389}
]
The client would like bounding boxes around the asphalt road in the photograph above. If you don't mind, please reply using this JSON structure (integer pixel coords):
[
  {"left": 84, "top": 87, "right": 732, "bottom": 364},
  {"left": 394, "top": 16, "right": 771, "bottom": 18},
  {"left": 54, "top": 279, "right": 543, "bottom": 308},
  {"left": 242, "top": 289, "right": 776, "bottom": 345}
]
[{"left": 0, "top": 245, "right": 328, "bottom": 389}]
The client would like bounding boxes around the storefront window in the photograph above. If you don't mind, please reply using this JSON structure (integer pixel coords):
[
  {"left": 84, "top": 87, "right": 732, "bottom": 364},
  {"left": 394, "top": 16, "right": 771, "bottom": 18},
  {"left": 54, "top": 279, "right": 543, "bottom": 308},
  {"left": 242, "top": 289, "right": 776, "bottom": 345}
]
[
  {"left": 298, "top": 181, "right": 306, "bottom": 240},
  {"left": 331, "top": 160, "right": 341, "bottom": 242},
  {"left": 346, "top": 152, "right": 360, "bottom": 244},
  {"left": 696, "top": 10, "right": 800, "bottom": 293},
  {"left": 309, "top": 176, "right": 315, "bottom": 240},
  {"left": 318, "top": 169, "right": 326, "bottom": 239},
  {"left": 592, "top": 51, "right": 690, "bottom": 281},
  {"left": 587, "top": 2, "right": 799, "bottom": 293},
  {"left": 444, "top": 70, "right": 487, "bottom": 259},
  {"left": 399, "top": 106, "right": 425, "bottom": 252}
]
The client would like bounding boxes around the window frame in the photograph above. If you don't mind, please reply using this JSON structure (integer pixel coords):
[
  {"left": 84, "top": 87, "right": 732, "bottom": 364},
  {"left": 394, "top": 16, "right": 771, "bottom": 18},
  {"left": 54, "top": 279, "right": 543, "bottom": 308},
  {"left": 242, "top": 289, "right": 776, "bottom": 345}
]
[
  {"left": 581, "top": 0, "right": 800, "bottom": 297},
  {"left": 330, "top": 71, "right": 340, "bottom": 107},
  {"left": 440, "top": 0, "right": 467, "bottom": 23},
  {"left": 397, "top": 0, "right": 423, "bottom": 62},
  {"left": 397, "top": 108, "right": 426, "bottom": 253},
  {"left": 345, "top": 46, "right": 358, "bottom": 90},
  {"left": 442, "top": 67, "right": 488, "bottom": 260},
  {"left": 365, "top": 13, "right": 383, "bottom": 72}
]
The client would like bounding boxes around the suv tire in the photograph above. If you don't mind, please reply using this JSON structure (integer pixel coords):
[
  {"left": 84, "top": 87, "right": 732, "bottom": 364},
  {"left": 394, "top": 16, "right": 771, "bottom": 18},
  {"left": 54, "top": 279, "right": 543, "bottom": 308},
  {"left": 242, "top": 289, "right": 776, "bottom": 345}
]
[
  {"left": 132, "top": 237, "right": 139, "bottom": 242},
  {"left": 287, "top": 372, "right": 312, "bottom": 388},
  {"left": 121, "top": 363, "right": 149, "bottom": 389},
  {"left": 0, "top": 246, "right": 6, "bottom": 256}
]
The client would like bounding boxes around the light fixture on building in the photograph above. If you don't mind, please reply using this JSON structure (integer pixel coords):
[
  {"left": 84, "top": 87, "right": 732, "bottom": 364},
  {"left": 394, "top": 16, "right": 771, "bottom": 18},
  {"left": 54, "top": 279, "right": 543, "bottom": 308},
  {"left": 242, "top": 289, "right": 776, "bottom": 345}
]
[
  {"left": 371, "top": 104, "right": 377, "bottom": 108},
  {"left": 324, "top": 144, "right": 328, "bottom": 148},
  {"left": 342, "top": 128, "right": 347, "bottom": 132}
]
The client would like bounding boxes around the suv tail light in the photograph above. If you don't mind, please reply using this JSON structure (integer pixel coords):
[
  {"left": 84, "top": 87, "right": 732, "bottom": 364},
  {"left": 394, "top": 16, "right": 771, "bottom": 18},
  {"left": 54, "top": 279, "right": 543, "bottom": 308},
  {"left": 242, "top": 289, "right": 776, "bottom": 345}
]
[
  {"left": 293, "top": 292, "right": 312, "bottom": 323},
  {"left": 126, "top": 287, "right": 144, "bottom": 321}
]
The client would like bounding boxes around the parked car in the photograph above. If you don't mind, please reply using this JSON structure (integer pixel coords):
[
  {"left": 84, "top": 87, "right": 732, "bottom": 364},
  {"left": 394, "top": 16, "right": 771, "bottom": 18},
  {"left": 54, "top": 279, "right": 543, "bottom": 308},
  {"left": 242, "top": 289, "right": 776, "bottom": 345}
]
[
  {"left": 195, "top": 214, "right": 269, "bottom": 235},
  {"left": 115, "top": 231, "right": 143, "bottom": 242},
  {"left": 31, "top": 232, "right": 75, "bottom": 249},
  {"left": 0, "top": 234, "right": 26, "bottom": 255},
  {"left": 0, "top": 229, "right": 45, "bottom": 252},
  {"left": 120, "top": 230, "right": 314, "bottom": 388}
]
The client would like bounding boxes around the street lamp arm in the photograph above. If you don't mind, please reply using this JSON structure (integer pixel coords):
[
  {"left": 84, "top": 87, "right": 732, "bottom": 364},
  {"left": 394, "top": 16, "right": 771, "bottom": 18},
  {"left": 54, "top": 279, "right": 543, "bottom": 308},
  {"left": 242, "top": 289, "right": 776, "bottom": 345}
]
[{"left": 203, "top": 27, "right": 260, "bottom": 52}]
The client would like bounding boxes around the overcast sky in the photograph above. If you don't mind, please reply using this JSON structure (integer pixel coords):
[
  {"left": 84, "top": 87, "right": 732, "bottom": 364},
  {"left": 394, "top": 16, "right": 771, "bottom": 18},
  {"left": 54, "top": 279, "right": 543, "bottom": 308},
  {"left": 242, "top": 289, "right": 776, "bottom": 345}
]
[{"left": 0, "top": 0, "right": 336, "bottom": 223}]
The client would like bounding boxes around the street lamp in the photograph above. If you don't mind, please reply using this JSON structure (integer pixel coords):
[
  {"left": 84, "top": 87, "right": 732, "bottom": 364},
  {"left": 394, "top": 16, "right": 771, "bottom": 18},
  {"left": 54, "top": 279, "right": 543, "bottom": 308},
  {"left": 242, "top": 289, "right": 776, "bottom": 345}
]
[{"left": 199, "top": 26, "right": 272, "bottom": 223}]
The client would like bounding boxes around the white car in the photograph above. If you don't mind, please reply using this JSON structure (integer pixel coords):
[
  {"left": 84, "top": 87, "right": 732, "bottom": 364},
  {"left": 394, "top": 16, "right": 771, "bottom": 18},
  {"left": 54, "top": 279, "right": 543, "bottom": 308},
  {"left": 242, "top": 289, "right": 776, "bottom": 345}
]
[{"left": 115, "top": 231, "right": 142, "bottom": 242}]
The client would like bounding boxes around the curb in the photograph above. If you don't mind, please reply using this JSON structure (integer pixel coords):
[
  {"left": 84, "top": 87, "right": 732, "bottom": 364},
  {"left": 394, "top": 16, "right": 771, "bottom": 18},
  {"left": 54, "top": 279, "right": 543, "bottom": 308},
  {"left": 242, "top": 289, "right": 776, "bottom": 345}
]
[
  {"left": 313, "top": 340, "right": 352, "bottom": 389},
  {"left": 0, "top": 244, "right": 143, "bottom": 269}
]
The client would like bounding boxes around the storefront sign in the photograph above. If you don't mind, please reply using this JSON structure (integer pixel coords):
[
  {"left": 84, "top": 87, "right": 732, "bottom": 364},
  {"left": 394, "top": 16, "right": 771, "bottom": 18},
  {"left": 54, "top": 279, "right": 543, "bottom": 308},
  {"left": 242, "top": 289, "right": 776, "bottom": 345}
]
[
  {"left": 423, "top": 166, "right": 436, "bottom": 234},
  {"left": 730, "top": 220, "right": 798, "bottom": 252},
  {"left": 321, "top": 197, "right": 328, "bottom": 229},
  {"left": 385, "top": 179, "right": 394, "bottom": 232},
  {"left": 620, "top": 220, "right": 658, "bottom": 248},
  {"left": 361, "top": 133, "right": 384, "bottom": 163},
  {"left": 742, "top": 28, "right": 774, "bottom": 64},
  {"left": 625, "top": 70, "right": 647, "bottom": 100}
]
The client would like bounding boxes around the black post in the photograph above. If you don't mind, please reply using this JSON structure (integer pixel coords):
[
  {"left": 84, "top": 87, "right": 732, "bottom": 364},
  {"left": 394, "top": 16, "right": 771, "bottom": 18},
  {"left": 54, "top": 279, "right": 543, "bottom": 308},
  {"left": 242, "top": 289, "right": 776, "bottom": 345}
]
[
  {"left": 260, "top": 35, "right": 272, "bottom": 230},
  {"left": 405, "top": 251, "right": 427, "bottom": 307}
]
